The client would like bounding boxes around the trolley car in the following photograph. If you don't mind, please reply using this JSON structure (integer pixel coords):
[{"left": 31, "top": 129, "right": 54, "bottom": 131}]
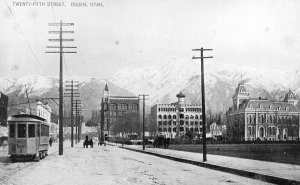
[{"left": 8, "top": 114, "right": 49, "bottom": 161}]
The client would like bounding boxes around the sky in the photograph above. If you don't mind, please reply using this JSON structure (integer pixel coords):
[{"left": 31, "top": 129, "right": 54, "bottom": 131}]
[{"left": 0, "top": 0, "right": 300, "bottom": 79}]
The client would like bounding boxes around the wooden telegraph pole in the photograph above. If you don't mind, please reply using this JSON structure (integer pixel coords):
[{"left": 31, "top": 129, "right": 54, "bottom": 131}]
[
  {"left": 192, "top": 48, "right": 213, "bottom": 162},
  {"left": 46, "top": 21, "right": 76, "bottom": 155},
  {"left": 65, "top": 80, "right": 80, "bottom": 147},
  {"left": 139, "top": 94, "right": 149, "bottom": 150}
]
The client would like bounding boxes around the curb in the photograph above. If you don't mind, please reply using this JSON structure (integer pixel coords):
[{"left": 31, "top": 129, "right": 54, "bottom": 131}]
[{"left": 120, "top": 147, "right": 300, "bottom": 185}]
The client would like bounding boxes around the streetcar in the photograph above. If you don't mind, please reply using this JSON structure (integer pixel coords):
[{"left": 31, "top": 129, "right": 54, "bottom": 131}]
[{"left": 8, "top": 114, "right": 50, "bottom": 161}]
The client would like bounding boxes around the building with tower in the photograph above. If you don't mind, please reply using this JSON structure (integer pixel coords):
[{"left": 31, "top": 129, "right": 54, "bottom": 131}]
[
  {"left": 226, "top": 82, "right": 300, "bottom": 141},
  {"left": 150, "top": 92, "right": 202, "bottom": 138},
  {"left": 101, "top": 83, "right": 140, "bottom": 138}
]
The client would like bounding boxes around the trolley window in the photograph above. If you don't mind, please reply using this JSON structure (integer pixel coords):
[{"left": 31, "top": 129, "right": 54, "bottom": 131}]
[
  {"left": 41, "top": 124, "right": 49, "bottom": 136},
  {"left": 9, "top": 124, "right": 15, "bottom": 138},
  {"left": 28, "top": 124, "right": 35, "bottom": 138},
  {"left": 17, "top": 124, "right": 26, "bottom": 138}
]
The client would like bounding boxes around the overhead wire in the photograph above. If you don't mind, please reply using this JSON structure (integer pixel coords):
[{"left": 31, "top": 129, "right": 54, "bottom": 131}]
[{"left": 4, "top": 1, "right": 47, "bottom": 75}]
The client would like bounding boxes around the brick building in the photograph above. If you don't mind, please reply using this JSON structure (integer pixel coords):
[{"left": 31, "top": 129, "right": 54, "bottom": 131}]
[
  {"left": 101, "top": 84, "right": 140, "bottom": 137},
  {"left": 226, "top": 82, "right": 300, "bottom": 141}
]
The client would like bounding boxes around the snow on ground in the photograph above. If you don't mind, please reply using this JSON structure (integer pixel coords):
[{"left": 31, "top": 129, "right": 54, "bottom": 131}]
[
  {"left": 0, "top": 142, "right": 272, "bottom": 185},
  {"left": 125, "top": 145, "right": 300, "bottom": 182}
]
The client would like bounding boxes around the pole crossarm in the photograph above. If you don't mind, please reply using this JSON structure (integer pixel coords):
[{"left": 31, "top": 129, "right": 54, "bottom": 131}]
[
  {"left": 48, "top": 23, "right": 74, "bottom": 26},
  {"left": 46, "top": 51, "right": 77, "bottom": 53},
  {"left": 49, "top": 31, "right": 74, "bottom": 34},
  {"left": 46, "top": 46, "right": 77, "bottom": 48},
  {"left": 48, "top": 39, "right": 75, "bottom": 42}
]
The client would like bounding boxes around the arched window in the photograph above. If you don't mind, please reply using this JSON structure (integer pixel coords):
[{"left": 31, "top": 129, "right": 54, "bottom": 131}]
[
  {"left": 173, "top": 115, "right": 177, "bottom": 119},
  {"left": 195, "top": 115, "right": 199, "bottom": 119},
  {"left": 185, "top": 115, "right": 189, "bottom": 119},
  {"left": 260, "top": 115, "right": 264, "bottom": 123},
  {"left": 158, "top": 115, "right": 162, "bottom": 119},
  {"left": 168, "top": 115, "right": 172, "bottom": 119},
  {"left": 163, "top": 115, "right": 167, "bottom": 119},
  {"left": 190, "top": 115, "right": 194, "bottom": 119},
  {"left": 269, "top": 115, "right": 272, "bottom": 123},
  {"left": 259, "top": 127, "right": 264, "bottom": 138}
]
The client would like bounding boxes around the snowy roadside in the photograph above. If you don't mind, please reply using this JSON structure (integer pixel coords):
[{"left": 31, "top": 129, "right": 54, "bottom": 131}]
[{"left": 122, "top": 145, "right": 300, "bottom": 182}]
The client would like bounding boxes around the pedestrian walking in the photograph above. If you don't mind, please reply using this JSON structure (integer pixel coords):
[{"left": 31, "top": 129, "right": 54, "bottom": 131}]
[{"left": 49, "top": 137, "right": 53, "bottom": 147}]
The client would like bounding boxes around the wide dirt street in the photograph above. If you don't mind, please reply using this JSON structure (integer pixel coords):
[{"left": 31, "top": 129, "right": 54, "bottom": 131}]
[{"left": 0, "top": 143, "right": 272, "bottom": 185}]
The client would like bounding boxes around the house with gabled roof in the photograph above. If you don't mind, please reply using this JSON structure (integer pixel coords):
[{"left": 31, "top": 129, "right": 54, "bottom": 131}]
[{"left": 226, "top": 82, "right": 300, "bottom": 141}]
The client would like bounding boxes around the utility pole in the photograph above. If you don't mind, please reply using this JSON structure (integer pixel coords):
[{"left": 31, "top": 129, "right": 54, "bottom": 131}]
[
  {"left": 46, "top": 21, "right": 76, "bottom": 155},
  {"left": 73, "top": 99, "right": 82, "bottom": 143},
  {"left": 139, "top": 94, "right": 149, "bottom": 150},
  {"left": 65, "top": 80, "right": 80, "bottom": 147},
  {"left": 192, "top": 48, "right": 213, "bottom": 162}
]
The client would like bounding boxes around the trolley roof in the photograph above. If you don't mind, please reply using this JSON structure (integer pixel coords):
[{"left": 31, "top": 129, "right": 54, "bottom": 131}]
[{"left": 12, "top": 114, "right": 46, "bottom": 121}]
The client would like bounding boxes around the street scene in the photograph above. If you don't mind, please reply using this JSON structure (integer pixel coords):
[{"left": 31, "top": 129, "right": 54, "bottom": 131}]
[{"left": 1, "top": 0, "right": 300, "bottom": 184}]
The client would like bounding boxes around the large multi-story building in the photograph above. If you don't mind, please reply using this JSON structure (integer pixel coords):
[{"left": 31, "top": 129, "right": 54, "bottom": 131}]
[
  {"left": 0, "top": 92, "right": 8, "bottom": 126},
  {"left": 151, "top": 92, "right": 202, "bottom": 138},
  {"left": 226, "top": 82, "right": 300, "bottom": 141},
  {"left": 101, "top": 84, "right": 140, "bottom": 137}
]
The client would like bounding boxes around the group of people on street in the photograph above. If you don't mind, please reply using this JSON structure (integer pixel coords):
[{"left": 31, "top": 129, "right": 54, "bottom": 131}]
[{"left": 84, "top": 135, "right": 94, "bottom": 148}]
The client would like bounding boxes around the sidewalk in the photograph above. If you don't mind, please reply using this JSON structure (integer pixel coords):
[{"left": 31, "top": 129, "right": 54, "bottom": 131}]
[{"left": 119, "top": 144, "right": 300, "bottom": 185}]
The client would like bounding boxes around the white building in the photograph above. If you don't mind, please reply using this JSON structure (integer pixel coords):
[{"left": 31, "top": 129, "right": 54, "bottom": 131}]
[{"left": 151, "top": 92, "right": 202, "bottom": 138}]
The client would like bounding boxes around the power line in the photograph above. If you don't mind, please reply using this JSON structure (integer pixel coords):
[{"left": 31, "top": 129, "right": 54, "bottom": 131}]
[{"left": 4, "top": 1, "right": 46, "bottom": 75}]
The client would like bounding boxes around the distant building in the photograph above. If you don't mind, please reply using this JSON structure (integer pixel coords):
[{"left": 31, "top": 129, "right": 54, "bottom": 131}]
[
  {"left": 30, "top": 100, "right": 52, "bottom": 124},
  {"left": 226, "top": 82, "right": 300, "bottom": 141},
  {"left": 150, "top": 92, "right": 202, "bottom": 138},
  {"left": 101, "top": 84, "right": 140, "bottom": 137},
  {"left": 0, "top": 92, "right": 8, "bottom": 126}
]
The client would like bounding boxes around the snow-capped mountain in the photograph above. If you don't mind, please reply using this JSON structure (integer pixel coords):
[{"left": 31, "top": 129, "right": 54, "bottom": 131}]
[
  {"left": 110, "top": 59, "right": 300, "bottom": 113},
  {"left": 0, "top": 75, "right": 134, "bottom": 120}
]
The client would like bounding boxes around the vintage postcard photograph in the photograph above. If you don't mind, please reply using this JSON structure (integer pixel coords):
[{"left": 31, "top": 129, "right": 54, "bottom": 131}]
[{"left": 0, "top": 0, "right": 299, "bottom": 184}]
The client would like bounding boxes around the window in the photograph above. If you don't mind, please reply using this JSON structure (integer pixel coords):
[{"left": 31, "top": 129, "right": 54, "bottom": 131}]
[
  {"left": 28, "top": 124, "right": 35, "bottom": 138},
  {"left": 163, "top": 128, "right": 167, "bottom": 132},
  {"left": 168, "top": 121, "right": 172, "bottom": 125},
  {"left": 190, "top": 128, "right": 194, "bottom": 131},
  {"left": 195, "top": 115, "right": 199, "bottom": 119},
  {"left": 180, "top": 114, "right": 184, "bottom": 119},
  {"left": 163, "top": 121, "right": 167, "bottom": 125},
  {"left": 195, "top": 121, "right": 198, "bottom": 126},
  {"left": 158, "top": 128, "right": 162, "bottom": 132},
  {"left": 9, "top": 124, "right": 15, "bottom": 138},
  {"left": 168, "top": 128, "right": 171, "bottom": 132},
  {"left": 195, "top": 128, "right": 199, "bottom": 131},
  {"left": 185, "top": 115, "right": 189, "bottom": 119},
  {"left": 18, "top": 124, "right": 26, "bottom": 138},
  {"left": 248, "top": 127, "right": 252, "bottom": 136},
  {"left": 190, "top": 121, "right": 194, "bottom": 125},
  {"left": 190, "top": 115, "right": 194, "bottom": 119},
  {"left": 180, "top": 127, "right": 184, "bottom": 131},
  {"left": 173, "top": 128, "right": 176, "bottom": 132},
  {"left": 41, "top": 124, "right": 49, "bottom": 136},
  {"left": 163, "top": 115, "right": 167, "bottom": 119},
  {"left": 185, "top": 121, "right": 189, "bottom": 125},
  {"left": 168, "top": 115, "right": 172, "bottom": 119},
  {"left": 180, "top": 120, "right": 184, "bottom": 125},
  {"left": 259, "top": 127, "right": 264, "bottom": 138},
  {"left": 173, "top": 115, "right": 177, "bottom": 119},
  {"left": 158, "top": 115, "right": 162, "bottom": 119},
  {"left": 173, "top": 121, "right": 177, "bottom": 125}
]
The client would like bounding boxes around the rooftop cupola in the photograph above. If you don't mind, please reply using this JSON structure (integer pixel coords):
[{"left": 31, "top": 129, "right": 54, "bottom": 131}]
[{"left": 176, "top": 91, "right": 185, "bottom": 105}]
